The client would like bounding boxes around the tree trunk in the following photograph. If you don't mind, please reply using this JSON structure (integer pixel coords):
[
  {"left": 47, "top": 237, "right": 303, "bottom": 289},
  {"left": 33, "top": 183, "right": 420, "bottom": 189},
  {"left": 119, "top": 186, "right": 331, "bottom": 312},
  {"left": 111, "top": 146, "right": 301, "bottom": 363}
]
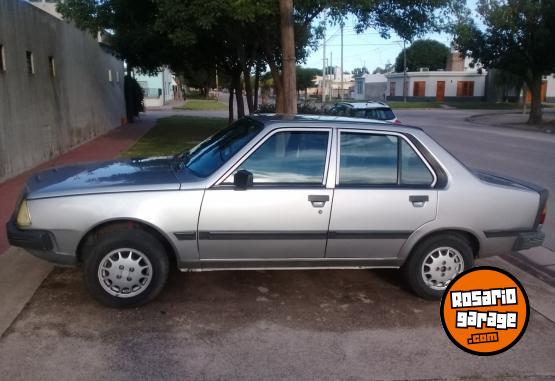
[
  {"left": 243, "top": 67, "right": 254, "bottom": 113},
  {"left": 279, "top": 0, "right": 297, "bottom": 114},
  {"left": 233, "top": 73, "right": 245, "bottom": 118},
  {"left": 268, "top": 63, "right": 285, "bottom": 112},
  {"left": 228, "top": 86, "right": 234, "bottom": 124},
  {"left": 254, "top": 65, "right": 261, "bottom": 110},
  {"left": 527, "top": 75, "right": 542, "bottom": 125}
]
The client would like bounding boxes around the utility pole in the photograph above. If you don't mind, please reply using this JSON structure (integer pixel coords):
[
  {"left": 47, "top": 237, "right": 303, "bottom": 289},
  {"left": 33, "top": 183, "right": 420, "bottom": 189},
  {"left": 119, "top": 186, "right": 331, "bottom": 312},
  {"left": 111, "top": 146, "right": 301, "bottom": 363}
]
[
  {"left": 340, "top": 24, "right": 344, "bottom": 100},
  {"left": 330, "top": 51, "right": 333, "bottom": 102},
  {"left": 403, "top": 39, "right": 407, "bottom": 103},
  {"left": 322, "top": 31, "right": 326, "bottom": 106},
  {"left": 215, "top": 68, "right": 219, "bottom": 101}
]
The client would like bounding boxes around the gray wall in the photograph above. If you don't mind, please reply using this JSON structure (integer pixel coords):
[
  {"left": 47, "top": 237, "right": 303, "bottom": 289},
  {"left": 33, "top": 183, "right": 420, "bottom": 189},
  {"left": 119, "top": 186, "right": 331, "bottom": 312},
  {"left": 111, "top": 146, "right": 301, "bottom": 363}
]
[
  {"left": 0, "top": 0, "right": 125, "bottom": 181},
  {"left": 364, "top": 83, "right": 387, "bottom": 101}
]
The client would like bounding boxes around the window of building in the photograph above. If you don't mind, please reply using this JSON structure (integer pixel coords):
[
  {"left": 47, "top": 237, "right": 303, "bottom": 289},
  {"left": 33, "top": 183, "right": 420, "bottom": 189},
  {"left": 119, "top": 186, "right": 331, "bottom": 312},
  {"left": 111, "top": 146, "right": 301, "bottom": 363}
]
[
  {"left": 0, "top": 45, "right": 5, "bottom": 72},
  {"left": 26, "top": 51, "right": 35, "bottom": 75},
  {"left": 389, "top": 82, "right": 396, "bottom": 97},
  {"left": 237, "top": 131, "right": 330, "bottom": 185},
  {"left": 356, "top": 79, "right": 364, "bottom": 94},
  {"left": 338, "top": 132, "right": 434, "bottom": 187},
  {"left": 456, "top": 81, "right": 474, "bottom": 97},
  {"left": 48, "top": 56, "right": 56, "bottom": 77},
  {"left": 108, "top": 69, "right": 113, "bottom": 82},
  {"left": 413, "top": 81, "right": 426, "bottom": 97}
]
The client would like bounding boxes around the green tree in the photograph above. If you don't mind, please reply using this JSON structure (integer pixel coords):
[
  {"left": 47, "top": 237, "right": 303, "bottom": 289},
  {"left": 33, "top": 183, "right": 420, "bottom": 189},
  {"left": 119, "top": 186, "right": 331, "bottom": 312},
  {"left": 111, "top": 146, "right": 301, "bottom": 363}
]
[
  {"left": 352, "top": 67, "right": 369, "bottom": 77},
  {"left": 453, "top": 0, "right": 555, "bottom": 124},
  {"left": 394, "top": 39, "right": 450, "bottom": 72},
  {"left": 296, "top": 67, "right": 321, "bottom": 98}
]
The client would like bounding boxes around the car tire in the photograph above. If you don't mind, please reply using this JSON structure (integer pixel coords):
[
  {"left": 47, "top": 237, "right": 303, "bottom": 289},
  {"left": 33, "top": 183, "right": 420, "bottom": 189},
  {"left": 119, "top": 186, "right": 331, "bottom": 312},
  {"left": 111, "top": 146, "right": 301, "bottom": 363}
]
[
  {"left": 402, "top": 233, "right": 474, "bottom": 300},
  {"left": 83, "top": 229, "right": 169, "bottom": 308}
]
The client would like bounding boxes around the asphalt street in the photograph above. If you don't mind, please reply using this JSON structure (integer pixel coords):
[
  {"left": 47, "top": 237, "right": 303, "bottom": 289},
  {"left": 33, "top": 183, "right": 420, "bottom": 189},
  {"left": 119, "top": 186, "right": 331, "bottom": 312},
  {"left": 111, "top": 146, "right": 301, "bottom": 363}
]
[{"left": 1, "top": 109, "right": 555, "bottom": 380}]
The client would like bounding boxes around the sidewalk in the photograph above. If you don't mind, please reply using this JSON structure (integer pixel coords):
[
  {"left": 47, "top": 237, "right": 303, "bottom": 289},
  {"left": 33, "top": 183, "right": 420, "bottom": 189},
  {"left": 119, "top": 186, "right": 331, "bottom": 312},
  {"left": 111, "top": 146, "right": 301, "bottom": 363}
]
[
  {"left": 0, "top": 114, "right": 156, "bottom": 255},
  {"left": 467, "top": 108, "right": 555, "bottom": 133}
]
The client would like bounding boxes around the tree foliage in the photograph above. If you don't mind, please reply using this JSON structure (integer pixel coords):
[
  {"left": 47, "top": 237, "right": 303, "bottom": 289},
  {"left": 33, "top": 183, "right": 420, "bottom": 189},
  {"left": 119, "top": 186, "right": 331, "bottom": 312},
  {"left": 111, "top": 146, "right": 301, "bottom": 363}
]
[
  {"left": 351, "top": 67, "right": 369, "bottom": 77},
  {"left": 453, "top": 0, "right": 555, "bottom": 124},
  {"left": 58, "top": 0, "right": 463, "bottom": 119},
  {"left": 394, "top": 39, "right": 450, "bottom": 72},
  {"left": 296, "top": 67, "right": 321, "bottom": 91}
]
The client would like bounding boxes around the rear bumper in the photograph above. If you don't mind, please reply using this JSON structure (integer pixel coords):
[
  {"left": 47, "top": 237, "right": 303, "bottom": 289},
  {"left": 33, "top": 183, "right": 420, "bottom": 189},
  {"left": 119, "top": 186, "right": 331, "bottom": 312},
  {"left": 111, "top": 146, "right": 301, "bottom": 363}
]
[
  {"left": 6, "top": 217, "right": 77, "bottom": 266},
  {"left": 513, "top": 230, "right": 545, "bottom": 251}
]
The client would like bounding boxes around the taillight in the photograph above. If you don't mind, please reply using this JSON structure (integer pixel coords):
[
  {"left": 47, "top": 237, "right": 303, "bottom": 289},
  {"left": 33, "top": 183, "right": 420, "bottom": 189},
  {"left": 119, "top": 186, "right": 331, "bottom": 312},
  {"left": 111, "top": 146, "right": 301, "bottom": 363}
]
[
  {"left": 394, "top": 119, "right": 402, "bottom": 124},
  {"left": 539, "top": 206, "right": 547, "bottom": 225}
]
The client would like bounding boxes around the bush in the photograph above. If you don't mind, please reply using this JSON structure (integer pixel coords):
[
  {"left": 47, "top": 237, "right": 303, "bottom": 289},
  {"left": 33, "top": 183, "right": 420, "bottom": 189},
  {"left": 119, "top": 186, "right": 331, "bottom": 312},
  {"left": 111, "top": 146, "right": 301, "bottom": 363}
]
[{"left": 124, "top": 75, "right": 144, "bottom": 122}]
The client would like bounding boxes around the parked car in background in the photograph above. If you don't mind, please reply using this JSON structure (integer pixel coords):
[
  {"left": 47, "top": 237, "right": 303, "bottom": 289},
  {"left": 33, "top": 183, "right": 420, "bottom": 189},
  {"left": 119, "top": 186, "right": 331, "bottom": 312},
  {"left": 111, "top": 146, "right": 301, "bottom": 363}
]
[
  {"left": 329, "top": 101, "right": 401, "bottom": 124},
  {"left": 7, "top": 115, "right": 547, "bottom": 307}
]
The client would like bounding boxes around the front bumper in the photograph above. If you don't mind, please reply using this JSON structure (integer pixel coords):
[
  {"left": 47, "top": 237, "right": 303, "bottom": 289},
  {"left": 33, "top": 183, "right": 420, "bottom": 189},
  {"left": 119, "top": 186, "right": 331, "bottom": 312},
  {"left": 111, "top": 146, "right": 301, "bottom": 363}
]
[
  {"left": 513, "top": 230, "right": 546, "bottom": 251},
  {"left": 6, "top": 217, "right": 77, "bottom": 266}
]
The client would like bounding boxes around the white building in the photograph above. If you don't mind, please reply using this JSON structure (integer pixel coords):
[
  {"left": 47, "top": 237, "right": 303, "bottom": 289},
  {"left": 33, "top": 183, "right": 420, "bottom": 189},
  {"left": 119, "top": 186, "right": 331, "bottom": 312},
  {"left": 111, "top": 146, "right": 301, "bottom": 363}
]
[
  {"left": 134, "top": 67, "right": 180, "bottom": 108},
  {"left": 27, "top": 0, "right": 62, "bottom": 19},
  {"left": 386, "top": 70, "right": 487, "bottom": 101},
  {"left": 353, "top": 74, "right": 387, "bottom": 101}
]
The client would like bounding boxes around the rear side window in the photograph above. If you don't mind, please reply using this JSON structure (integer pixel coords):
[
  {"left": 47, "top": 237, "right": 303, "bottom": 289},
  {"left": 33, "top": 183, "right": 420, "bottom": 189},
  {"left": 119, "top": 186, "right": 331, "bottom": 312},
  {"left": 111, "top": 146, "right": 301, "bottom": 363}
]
[
  {"left": 338, "top": 132, "right": 434, "bottom": 186},
  {"left": 238, "top": 131, "right": 329, "bottom": 184},
  {"left": 400, "top": 139, "right": 433, "bottom": 185},
  {"left": 339, "top": 133, "right": 398, "bottom": 185},
  {"left": 366, "top": 108, "right": 395, "bottom": 121}
]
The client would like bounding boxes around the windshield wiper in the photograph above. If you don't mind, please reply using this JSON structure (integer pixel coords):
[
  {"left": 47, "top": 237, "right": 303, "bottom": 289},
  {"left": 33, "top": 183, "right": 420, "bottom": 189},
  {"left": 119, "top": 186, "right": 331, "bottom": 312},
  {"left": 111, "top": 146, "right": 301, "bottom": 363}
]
[{"left": 171, "top": 150, "right": 190, "bottom": 171}]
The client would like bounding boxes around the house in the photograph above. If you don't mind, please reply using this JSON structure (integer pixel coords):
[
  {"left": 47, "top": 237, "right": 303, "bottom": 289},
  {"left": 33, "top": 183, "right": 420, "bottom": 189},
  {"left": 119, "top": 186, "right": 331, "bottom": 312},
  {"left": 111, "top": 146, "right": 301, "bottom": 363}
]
[
  {"left": 386, "top": 70, "right": 487, "bottom": 102},
  {"left": 353, "top": 74, "right": 387, "bottom": 101},
  {"left": 0, "top": 0, "right": 126, "bottom": 180},
  {"left": 134, "top": 67, "right": 180, "bottom": 108}
]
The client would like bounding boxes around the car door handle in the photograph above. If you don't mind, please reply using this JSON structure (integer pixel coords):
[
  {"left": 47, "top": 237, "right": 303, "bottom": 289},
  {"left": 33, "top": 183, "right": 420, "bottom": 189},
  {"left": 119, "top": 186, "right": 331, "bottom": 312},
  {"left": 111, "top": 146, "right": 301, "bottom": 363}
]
[
  {"left": 409, "top": 195, "right": 428, "bottom": 208},
  {"left": 308, "top": 195, "right": 329, "bottom": 208}
]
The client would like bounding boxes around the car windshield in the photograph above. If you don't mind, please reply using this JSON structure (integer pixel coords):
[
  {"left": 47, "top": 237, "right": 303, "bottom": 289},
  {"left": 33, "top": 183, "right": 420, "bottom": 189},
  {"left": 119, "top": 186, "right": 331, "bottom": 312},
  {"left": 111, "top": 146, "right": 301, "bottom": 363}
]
[
  {"left": 352, "top": 107, "right": 395, "bottom": 120},
  {"left": 178, "top": 119, "right": 263, "bottom": 178}
]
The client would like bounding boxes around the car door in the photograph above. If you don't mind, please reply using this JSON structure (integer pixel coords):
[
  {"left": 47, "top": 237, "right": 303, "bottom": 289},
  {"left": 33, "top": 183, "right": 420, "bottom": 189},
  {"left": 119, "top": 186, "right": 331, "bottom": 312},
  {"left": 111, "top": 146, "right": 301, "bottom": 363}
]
[
  {"left": 326, "top": 130, "right": 438, "bottom": 259},
  {"left": 198, "top": 128, "right": 333, "bottom": 260}
]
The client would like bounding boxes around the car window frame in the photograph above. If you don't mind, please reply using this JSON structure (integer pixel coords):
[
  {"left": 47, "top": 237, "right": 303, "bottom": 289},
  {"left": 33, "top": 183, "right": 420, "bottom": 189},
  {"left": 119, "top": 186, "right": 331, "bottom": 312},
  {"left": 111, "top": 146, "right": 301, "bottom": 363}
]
[
  {"left": 213, "top": 127, "right": 333, "bottom": 189},
  {"left": 335, "top": 128, "right": 438, "bottom": 189}
]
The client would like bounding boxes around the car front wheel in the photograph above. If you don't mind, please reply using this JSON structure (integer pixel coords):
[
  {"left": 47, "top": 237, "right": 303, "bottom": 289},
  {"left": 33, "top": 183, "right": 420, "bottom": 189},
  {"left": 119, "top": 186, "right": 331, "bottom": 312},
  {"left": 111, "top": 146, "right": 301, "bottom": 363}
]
[
  {"left": 402, "top": 233, "right": 474, "bottom": 299},
  {"left": 83, "top": 229, "right": 169, "bottom": 307}
]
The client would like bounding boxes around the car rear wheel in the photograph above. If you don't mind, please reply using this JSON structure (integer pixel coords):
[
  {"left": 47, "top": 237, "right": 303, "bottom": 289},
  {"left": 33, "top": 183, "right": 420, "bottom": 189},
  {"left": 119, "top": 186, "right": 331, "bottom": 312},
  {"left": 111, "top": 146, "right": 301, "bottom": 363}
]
[
  {"left": 83, "top": 230, "right": 169, "bottom": 307},
  {"left": 402, "top": 233, "right": 474, "bottom": 299}
]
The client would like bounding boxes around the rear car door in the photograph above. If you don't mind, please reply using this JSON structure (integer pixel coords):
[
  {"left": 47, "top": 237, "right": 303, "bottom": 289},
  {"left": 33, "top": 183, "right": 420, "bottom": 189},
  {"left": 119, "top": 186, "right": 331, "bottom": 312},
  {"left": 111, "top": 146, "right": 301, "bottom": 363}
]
[
  {"left": 198, "top": 128, "right": 333, "bottom": 260},
  {"left": 327, "top": 130, "right": 438, "bottom": 259}
]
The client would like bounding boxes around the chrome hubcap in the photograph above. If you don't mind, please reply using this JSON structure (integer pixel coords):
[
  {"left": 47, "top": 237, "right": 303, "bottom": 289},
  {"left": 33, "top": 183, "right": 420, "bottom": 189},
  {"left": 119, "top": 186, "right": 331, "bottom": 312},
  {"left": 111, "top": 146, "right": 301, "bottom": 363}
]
[
  {"left": 97, "top": 248, "right": 153, "bottom": 298},
  {"left": 421, "top": 246, "right": 464, "bottom": 290}
]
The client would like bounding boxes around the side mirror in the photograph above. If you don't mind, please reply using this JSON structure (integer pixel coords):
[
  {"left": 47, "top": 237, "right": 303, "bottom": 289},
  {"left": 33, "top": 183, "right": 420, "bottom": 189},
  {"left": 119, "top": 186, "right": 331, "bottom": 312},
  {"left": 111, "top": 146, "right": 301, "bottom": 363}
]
[{"left": 234, "top": 170, "right": 253, "bottom": 190}]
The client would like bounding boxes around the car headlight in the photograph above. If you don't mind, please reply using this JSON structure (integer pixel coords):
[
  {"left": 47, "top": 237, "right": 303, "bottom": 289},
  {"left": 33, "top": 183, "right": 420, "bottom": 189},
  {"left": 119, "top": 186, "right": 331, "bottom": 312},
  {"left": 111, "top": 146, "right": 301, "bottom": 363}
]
[{"left": 16, "top": 199, "right": 32, "bottom": 228}]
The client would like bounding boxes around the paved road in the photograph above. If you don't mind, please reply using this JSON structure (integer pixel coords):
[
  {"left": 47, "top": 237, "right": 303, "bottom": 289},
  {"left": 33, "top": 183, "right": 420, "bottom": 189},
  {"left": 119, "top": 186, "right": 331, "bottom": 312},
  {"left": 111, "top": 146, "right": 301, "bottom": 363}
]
[{"left": 396, "top": 109, "right": 555, "bottom": 251}]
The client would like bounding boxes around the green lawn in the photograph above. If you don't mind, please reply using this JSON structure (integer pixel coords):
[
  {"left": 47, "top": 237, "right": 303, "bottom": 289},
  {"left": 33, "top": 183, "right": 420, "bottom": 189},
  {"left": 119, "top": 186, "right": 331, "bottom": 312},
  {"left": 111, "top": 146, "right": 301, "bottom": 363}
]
[
  {"left": 174, "top": 99, "right": 227, "bottom": 111},
  {"left": 122, "top": 116, "right": 228, "bottom": 157},
  {"left": 385, "top": 101, "right": 442, "bottom": 109}
]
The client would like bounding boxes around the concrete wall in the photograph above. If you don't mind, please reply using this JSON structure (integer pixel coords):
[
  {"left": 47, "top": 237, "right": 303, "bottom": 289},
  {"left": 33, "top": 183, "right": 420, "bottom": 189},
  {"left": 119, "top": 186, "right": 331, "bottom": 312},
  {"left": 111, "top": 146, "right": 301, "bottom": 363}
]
[
  {"left": 0, "top": 0, "right": 125, "bottom": 181},
  {"left": 386, "top": 71, "right": 487, "bottom": 100}
]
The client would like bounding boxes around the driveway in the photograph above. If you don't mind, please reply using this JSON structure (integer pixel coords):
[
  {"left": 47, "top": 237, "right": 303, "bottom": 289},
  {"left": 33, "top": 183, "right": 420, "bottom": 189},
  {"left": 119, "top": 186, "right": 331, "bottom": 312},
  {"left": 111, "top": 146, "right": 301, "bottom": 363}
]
[{"left": 1, "top": 256, "right": 554, "bottom": 380}]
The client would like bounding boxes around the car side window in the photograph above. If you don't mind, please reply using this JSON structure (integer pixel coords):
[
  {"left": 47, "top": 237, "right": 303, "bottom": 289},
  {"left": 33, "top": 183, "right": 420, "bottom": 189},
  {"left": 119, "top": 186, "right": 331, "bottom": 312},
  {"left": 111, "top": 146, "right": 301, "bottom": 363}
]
[
  {"left": 400, "top": 139, "right": 433, "bottom": 185},
  {"left": 236, "top": 131, "right": 329, "bottom": 184},
  {"left": 339, "top": 133, "right": 398, "bottom": 185},
  {"left": 338, "top": 132, "right": 434, "bottom": 187}
]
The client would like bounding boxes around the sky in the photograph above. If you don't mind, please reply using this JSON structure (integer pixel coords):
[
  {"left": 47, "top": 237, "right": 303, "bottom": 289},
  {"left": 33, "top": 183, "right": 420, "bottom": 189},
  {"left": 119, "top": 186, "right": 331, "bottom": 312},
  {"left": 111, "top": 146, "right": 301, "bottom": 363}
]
[{"left": 301, "top": 0, "right": 479, "bottom": 73}]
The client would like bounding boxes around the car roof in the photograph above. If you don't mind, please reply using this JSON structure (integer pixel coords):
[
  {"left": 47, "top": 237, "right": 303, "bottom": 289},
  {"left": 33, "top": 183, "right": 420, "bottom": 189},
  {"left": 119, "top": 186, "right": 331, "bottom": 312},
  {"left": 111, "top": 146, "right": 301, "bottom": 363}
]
[
  {"left": 335, "top": 101, "right": 391, "bottom": 109},
  {"left": 247, "top": 114, "right": 421, "bottom": 133}
]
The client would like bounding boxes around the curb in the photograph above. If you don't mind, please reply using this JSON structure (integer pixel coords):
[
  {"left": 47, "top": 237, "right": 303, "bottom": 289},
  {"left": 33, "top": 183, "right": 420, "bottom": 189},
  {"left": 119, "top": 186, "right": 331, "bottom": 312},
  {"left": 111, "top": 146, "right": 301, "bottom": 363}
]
[{"left": 0, "top": 248, "right": 53, "bottom": 337}]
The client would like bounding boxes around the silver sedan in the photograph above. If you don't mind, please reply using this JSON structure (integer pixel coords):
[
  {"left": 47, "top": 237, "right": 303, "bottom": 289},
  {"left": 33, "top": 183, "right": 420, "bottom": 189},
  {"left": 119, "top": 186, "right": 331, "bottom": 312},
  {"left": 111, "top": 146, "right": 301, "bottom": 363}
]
[{"left": 7, "top": 115, "right": 548, "bottom": 307}]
